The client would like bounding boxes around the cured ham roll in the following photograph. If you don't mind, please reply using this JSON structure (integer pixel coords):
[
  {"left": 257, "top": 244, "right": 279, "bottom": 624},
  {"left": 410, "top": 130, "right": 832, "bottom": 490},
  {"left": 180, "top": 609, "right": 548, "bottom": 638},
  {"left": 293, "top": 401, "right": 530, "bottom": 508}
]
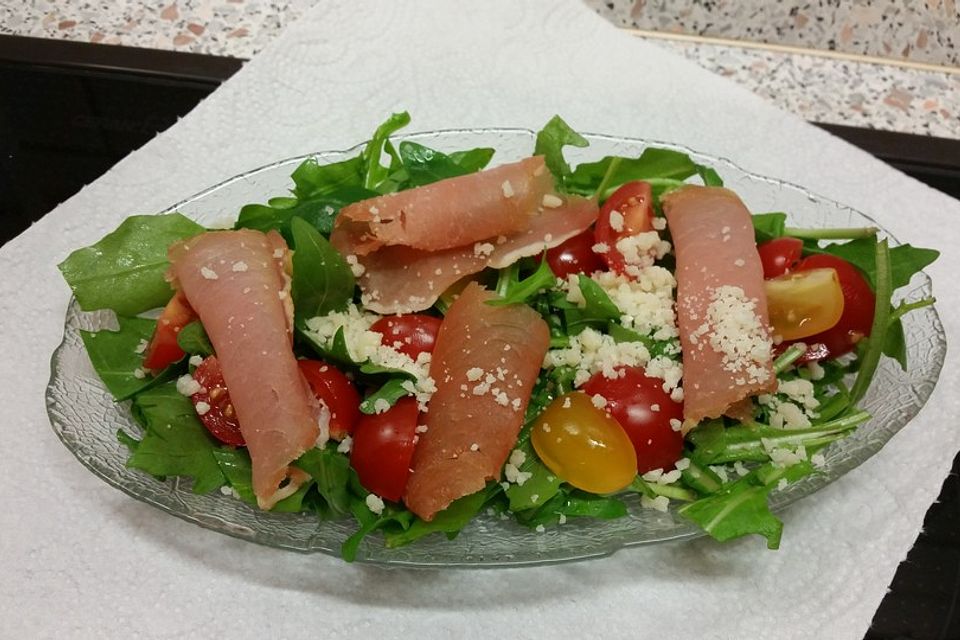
[
  {"left": 662, "top": 186, "right": 775, "bottom": 422},
  {"left": 331, "top": 156, "right": 598, "bottom": 314},
  {"left": 402, "top": 283, "right": 549, "bottom": 520},
  {"left": 169, "top": 230, "right": 319, "bottom": 509}
]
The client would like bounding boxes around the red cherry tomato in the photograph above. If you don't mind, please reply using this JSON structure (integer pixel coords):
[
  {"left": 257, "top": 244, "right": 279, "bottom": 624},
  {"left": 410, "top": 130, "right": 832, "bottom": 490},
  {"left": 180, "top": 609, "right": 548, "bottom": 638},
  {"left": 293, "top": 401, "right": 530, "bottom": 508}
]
[
  {"left": 298, "top": 360, "right": 361, "bottom": 440},
  {"left": 190, "top": 356, "right": 245, "bottom": 446},
  {"left": 757, "top": 237, "right": 804, "bottom": 279},
  {"left": 370, "top": 315, "right": 443, "bottom": 360},
  {"left": 542, "top": 230, "right": 606, "bottom": 278},
  {"left": 789, "top": 254, "right": 876, "bottom": 361},
  {"left": 143, "top": 291, "right": 196, "bottom": 371},
  {"left": 350, "top": 397, "right": 420, "bottom": 502},
  {"left": 594, "top": 181, "right": 654, "bottom": 274},
  {"left": 582, "top": 366, "right": 683, "bottom": 474}
]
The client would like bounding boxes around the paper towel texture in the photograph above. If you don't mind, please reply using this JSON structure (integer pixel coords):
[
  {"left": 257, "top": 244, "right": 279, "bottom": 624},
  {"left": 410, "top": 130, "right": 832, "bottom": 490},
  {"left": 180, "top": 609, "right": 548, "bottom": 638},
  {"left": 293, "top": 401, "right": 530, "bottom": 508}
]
[{"left": 2, "top": 1, "right": 958, "bottom": 638}]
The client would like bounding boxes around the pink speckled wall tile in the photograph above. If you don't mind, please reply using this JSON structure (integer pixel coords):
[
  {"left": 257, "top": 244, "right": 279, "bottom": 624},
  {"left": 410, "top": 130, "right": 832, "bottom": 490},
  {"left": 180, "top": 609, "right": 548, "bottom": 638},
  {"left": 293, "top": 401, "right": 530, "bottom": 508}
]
[
  {"left": 0, "top": 0, "right": 957, "bottom": 139},
  {"left": 586, "top": 0, "right": 960, "bottom": 67},
  {"left": 0, "top": 0, "right": 317, "bottom": 58}
]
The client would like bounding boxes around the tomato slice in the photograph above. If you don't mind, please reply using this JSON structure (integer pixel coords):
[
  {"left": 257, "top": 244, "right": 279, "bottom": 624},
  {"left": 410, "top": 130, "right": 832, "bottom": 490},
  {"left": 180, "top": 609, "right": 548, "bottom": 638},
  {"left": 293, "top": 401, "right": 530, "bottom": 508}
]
[
  {"left": 765, "top": 268, "right": 845, "bottom": 341},
  {"left": 190, "top": 356, "right": 245, "bottom": 446},
  {"left": 142, "top": 291, "right": 196, "bottom": 371},
  {"left": 582, "top": 366, "right": 684, "bottom": 474},
  {"left": 298, "top": 360, "right": 361, "bottom": 440},
  {"left": 350, "top": 397, "right": 420, "bottom": 501},
  {"left": 594, "top": 181, "right": 655, "bottom": 274},
  {"left": 788, "top": 254, "right": 876, "bottom": 361},
  {"left": 542, "top": 229, "right": 606, "bottom": 278},
  {"left": 757, "top": 237, "right": 803, "bottom": 279},
  {"left": 530, "top": 392, "right": 637, "bottom": 494},
  {"left": 370, "top": 314, "right": 443, "bottom": 360}
]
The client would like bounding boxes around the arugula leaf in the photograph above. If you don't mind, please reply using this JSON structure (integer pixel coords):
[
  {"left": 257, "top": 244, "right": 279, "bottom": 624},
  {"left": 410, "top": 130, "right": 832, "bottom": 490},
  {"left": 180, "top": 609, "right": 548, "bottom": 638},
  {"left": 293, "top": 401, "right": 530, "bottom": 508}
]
[
  {"left": 293, "top": 446, "right": 353, "bottom": 517},
  {"left": 534, "top": 115, "right": 589, "bottom": 183},
  {"left": 290, "top": 217, "right": 355, "bottom": 321},
  {"left": 385, "top": 484, "right": 500, "bottom": 548},
  {"left": 820, "top": 238, "right": 939, "bottom": 290},
  {"left": 363, "top": 112, "right": 411, "bottom": 190},
  {"left": 212, "top": 448, "right": 312, "bottom": 512},
  {"left": 359, "top": 378, "right": 412, "bottom": 414},
  {"left": 341, "top": 497, "right": 414, "bottom": 561},
  {"left": 448, "top": 147, "right": 496, "bottom": 173},
  {"left": 752, "top": 212, "right": 787, "bottom": 244},
  {"left": 291, "top": 156, "right": 365, "bottom": 199},
  {"left": 515, "top": 489, "right": 627, "bottom": 528},
  {"left": 607, "top": 322, "right": 679, "bottom": 359},
  {"left": 489, "top": 258, "right": 557, "bottom": 307},
  {"left": 59, "top": 213, "right": 204, "bottom": 315},
  {"left": 125, "top": 382, "right": 226, "bottom": 494},
  {"left": 679, "top": 477, "right": 784, "bottom": 549},
  {"left": 176, "top": 320, "right": 213, "bottom": 357},
  {"left": 236, "top": 186, "right": 377, "bottom": 242},
  {"left": 564, "top": 275, "right": 621, "bottom": 335},
  {"left": 396, "top": 141, "right": 496, "bottom": 188},
  {"left": 80, "top": 316, "right": 174, "bottom": 401},
  {"left": 565, "top": 147, "right": 700, "bottom": 197},
  {"left": 505, "top": 438, "right": 563, "bottom": 511},
  {"left": 686, "top": 414, "right": 868, "bottom": 465},
  {"left": 696, "top": 164, "right": 724, "bottom": 186},
  {"left": 679, "top": 461, "right": 815, "bottom": 549}
]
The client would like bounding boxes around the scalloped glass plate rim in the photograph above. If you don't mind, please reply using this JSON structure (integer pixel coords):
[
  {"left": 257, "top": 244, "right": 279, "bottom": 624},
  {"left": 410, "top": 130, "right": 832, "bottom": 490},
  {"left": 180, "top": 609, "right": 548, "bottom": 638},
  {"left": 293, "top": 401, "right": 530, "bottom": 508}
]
[{"left": 46, "top": 128, "right": 946, "bottom": 568}]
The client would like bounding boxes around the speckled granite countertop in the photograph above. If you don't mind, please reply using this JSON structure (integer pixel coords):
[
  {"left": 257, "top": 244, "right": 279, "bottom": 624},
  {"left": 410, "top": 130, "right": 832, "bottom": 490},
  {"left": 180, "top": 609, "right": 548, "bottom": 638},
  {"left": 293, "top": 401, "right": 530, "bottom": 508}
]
[{"left": 2, "top": 0, "right": 958, "bottom": 139}]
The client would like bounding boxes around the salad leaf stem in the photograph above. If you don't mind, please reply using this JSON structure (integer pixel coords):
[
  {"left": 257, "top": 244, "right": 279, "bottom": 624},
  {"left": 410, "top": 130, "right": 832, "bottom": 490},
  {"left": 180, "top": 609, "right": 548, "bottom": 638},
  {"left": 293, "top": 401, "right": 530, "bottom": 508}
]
[
  {"left": 850, "top": 239, "right": 892, "bottom": 403},
  {"left": 593, "top": 157, "right": 622, "bottom": 200},
  {"left": 773, "top": 343, "right": 808, "bottom": 373},
  {"left": 630, "top": 477, "right": 697, "bottom": 502},
  {"left": 889, "top": 297, "right": 936, "bottom": 322},
  {"left": 362, "top": 112, "right": 411, "bottom": 190},
  {"left": 783, "top": 226, "right": 878, "bottom": 240}
]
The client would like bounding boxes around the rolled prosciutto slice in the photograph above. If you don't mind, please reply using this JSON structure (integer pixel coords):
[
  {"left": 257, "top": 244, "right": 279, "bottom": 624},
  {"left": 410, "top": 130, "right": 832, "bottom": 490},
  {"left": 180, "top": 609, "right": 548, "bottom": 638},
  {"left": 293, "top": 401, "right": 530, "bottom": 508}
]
[
  {"left": 333, "top": 159, "right": 598, "bottom": 314},
  {"left": 169, "top": 229, "right": 319, "bottom": 509},
  {"left": 662, "top": 186, "right": 775, "bottom": 423},
  {"left": 333, "top": 156, "right": 553, "bottom": 255},
  {"left": 354, "top": 195, "right": 598, "bottom": 314},
  {"left": 402, "top": 283, "right": 549, "bottom": 521}
]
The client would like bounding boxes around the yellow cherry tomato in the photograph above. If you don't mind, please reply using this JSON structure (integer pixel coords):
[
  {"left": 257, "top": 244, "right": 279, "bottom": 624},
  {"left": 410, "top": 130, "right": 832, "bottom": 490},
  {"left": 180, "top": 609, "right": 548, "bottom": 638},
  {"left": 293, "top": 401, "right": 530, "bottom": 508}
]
[
  {"left": 530, "top": 392, "right": 637, "bottom": 494},
  {"left": 765, "top": 267, "right": 845, "bottom": 340}
]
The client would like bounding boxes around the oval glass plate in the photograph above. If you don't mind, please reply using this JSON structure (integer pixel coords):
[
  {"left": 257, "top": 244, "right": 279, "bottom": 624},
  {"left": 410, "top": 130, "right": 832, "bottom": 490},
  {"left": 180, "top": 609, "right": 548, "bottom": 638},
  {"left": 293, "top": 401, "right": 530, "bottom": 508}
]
[{"left": 46, "top": 130, "right": 945, "bottom": 567}]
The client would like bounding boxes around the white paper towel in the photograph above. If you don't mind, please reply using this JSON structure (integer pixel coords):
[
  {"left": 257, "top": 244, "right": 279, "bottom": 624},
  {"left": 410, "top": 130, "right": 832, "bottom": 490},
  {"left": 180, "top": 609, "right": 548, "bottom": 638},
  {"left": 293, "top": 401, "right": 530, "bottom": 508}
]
[{"left": 2, "top": 2, "right": 958, "bottom": 638}]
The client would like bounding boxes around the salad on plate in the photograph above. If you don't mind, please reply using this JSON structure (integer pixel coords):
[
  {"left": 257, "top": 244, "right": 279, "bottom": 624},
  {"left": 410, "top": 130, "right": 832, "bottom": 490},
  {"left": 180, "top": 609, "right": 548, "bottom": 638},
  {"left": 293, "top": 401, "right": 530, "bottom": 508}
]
[{"left": 56, "top": 113, "right": 940, "bottom": 561}]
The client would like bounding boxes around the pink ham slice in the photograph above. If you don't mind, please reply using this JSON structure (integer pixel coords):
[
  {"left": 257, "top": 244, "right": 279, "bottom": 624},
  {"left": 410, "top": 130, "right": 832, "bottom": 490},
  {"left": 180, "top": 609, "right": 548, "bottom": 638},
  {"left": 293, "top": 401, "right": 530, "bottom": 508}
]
[
  {"left": 333, "top": 156, "right": 553, "bottom": 255},
  {"left": 403, "top": 283, "right": 550, "bottom": 521},
  {"left": 338, "top": 186, "right": 598, "bottom": 314},
  {"left": 169, "top": 229, "right": 319, "bottom": 509},
  {"left": 662, "top": 186, "right": 776, "bottom": 423}
]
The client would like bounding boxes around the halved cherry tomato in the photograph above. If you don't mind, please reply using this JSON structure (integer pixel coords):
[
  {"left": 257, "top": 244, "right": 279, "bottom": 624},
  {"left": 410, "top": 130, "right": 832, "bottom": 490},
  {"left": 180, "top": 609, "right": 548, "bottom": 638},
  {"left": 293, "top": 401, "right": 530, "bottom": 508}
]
[
  {"left": 757, "top": 237, "right": 804, "bottom": 279},
  {"left": 582, "top": 366, "right": 684, "bottom": 474},
  {"left": 370, "top": 315, "right": 443, "bottom": 360},
  {"left": 530, "top": 392, "right": 637, "bottom": 493},
  {"left": 298, "top": 360, "right": 361, "bottom": 440},
  {"left": 142, "top": 291, "right": 196, "bottom": 371},
  {"left": 542, "top": 230, "right": 606, "bottom": 278},
  {"left": 350, "top": 397, "right": 420, "bottom": 501},
  {"left": 790, "top": 254, "right": 876, "bottom": 360},
  {"left": 190, "top": 356, "right": 244, "bottom": 446},
  {"left": 765, "top": 268, "right": 845, "bottom": 341},
  {"left": 594, "top": 181, "right": 655, "bottom": 274}
]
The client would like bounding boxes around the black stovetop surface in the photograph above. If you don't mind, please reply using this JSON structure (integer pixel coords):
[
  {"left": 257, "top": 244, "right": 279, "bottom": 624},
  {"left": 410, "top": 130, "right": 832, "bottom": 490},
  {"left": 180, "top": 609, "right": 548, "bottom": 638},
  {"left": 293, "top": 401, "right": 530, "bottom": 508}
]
[{"left": 2, "top": 35, "right": 958, "bottom": 639}]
